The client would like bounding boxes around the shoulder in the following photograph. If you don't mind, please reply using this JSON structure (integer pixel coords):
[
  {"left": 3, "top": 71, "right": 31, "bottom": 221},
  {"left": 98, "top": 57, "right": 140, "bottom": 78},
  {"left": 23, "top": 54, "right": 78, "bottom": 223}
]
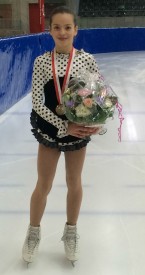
[
  {"left": 75, "top": 49, "right": 95, "bottom": 60},
  {"left": 76, "top": 49, "right": 94, "bottom": 59},
  {"left": 34, "top": 51, "right": 51, "bottom": 66}
]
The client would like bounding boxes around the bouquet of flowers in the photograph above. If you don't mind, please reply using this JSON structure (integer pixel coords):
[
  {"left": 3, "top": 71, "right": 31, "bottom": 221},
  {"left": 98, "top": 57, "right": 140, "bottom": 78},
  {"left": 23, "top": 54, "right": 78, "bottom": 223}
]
[{"left": 62, "top": 71, "right": 118, "bottom": 128}]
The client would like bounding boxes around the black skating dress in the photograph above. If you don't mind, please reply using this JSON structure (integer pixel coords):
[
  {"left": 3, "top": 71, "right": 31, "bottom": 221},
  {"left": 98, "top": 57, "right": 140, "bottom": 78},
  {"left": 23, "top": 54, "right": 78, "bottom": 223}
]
[{"left": 30, "top": 49, "right": 99, "bottom": 151}]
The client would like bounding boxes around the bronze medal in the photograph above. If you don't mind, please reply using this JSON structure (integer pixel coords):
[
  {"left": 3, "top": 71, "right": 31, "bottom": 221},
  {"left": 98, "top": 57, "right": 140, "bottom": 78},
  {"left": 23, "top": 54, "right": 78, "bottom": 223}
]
[{"left": 55, "top": 104, "right": 65, "bottom": 116}]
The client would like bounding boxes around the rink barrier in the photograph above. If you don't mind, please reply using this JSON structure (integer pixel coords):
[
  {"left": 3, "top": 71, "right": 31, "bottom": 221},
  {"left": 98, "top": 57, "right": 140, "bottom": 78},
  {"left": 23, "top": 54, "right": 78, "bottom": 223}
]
[{"left": 0, "top": 27, "right": 145, "bottom": 114}]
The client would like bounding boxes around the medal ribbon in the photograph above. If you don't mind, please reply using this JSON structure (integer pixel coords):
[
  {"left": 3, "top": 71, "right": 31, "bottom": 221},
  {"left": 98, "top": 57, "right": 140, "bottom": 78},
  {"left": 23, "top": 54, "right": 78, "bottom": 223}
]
[{"left": 52, "top": 47, "right": 75, "bottom": 104}]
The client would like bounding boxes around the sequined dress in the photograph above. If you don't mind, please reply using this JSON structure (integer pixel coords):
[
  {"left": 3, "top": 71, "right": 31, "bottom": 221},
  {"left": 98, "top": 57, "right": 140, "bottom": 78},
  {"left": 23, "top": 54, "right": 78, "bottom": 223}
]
[{"left": 30, "top": 49, "right": 99, "bottom": 151}]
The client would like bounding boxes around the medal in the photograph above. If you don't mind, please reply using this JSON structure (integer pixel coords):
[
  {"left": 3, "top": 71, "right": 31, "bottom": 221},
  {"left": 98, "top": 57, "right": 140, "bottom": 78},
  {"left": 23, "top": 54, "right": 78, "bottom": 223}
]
[
  {"left": 55, "top": 104, "right": 65, "bottom": 116},
  {"left": 52, "top": 47, "right": 75, "bottom": 115}
]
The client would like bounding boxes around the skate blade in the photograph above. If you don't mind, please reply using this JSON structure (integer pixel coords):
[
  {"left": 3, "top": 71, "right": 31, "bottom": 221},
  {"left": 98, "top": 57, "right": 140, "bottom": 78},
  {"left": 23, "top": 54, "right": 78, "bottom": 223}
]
[
  {"left": 23, "top": 259, "right": 32, "bottom": 268},
  {"left": 71, "top": 260, "right": 77, "bottom": 267},
  {"left": 26, "top": 261, "right": 32, "bottom": 268}
]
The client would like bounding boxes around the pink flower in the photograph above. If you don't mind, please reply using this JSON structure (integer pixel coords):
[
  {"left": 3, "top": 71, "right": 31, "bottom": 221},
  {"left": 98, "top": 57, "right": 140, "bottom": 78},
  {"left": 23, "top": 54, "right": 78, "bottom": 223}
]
[
  {"left": 83, "top": 98, "right": 93, "bottom": 108},
  {"left": 78, "top": 88, "right": 92, "bottom": 97}
]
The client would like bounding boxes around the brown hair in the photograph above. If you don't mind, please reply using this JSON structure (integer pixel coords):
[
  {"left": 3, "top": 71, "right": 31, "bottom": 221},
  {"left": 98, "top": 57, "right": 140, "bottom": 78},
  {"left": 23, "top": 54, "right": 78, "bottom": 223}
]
[{"left": 49, "top": 6, "right": 77, "bottom": 27}]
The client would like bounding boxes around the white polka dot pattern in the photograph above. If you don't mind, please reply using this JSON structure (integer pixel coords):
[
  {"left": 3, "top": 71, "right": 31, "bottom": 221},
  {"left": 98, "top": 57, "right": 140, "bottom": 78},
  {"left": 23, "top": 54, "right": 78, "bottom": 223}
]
[{"left": 31, "top": 49, "right": 99, "bottom": 137}]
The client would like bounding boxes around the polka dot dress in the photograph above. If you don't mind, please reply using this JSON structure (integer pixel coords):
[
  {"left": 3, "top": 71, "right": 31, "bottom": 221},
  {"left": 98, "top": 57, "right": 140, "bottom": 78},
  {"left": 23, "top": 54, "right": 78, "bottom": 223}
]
[{"left": 30, "top": 49, "right": 99, "bottom": 151}]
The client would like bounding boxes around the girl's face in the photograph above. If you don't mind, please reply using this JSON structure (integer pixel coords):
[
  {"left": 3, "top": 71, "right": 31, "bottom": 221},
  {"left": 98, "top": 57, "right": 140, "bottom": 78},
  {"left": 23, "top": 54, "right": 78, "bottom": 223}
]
[{"left": 50, "top": 13, "right": 78, "bottom": 53}]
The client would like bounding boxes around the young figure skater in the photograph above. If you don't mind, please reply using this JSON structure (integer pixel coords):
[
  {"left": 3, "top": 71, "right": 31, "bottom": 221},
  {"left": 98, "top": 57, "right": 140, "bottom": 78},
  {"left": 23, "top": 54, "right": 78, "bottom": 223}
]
[{"left": 22, "top": 6, "right": 101, "bottom": 266}]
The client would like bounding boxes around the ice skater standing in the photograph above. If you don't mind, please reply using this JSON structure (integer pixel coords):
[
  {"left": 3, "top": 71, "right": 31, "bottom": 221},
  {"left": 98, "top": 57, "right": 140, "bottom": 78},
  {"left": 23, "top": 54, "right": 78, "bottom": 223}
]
[{"left": 22, "top": 5, "right": 101, "bottom": 266}]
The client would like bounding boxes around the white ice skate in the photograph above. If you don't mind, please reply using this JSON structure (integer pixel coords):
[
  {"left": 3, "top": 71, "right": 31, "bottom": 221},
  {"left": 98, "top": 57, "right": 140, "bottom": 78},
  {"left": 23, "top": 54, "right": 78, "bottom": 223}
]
[
  {"left": 22, "top": 225, "right": 41, "bottom": 266},
  {"left": 61, "top": 223, "right": 79, "bottom": 267}
]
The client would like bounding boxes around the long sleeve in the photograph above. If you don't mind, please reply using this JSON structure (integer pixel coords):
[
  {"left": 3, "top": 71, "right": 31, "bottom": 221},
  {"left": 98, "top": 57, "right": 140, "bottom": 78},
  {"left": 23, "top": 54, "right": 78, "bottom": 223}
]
[{"left": 31, "top": 56, "right": 68, "bottom": 137}]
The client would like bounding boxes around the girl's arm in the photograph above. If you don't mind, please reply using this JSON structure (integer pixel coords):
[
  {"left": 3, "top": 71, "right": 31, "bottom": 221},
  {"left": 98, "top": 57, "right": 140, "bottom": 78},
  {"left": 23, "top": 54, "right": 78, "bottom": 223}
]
[{"left": 31, "top": 56, "right": 68, "bottom": 138}]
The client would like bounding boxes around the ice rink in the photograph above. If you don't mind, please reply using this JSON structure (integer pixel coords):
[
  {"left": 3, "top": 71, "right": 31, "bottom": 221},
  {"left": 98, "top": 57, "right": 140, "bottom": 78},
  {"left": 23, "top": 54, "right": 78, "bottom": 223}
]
[{"left": 0, "top": 51, "right": 145, "bottom": 275}]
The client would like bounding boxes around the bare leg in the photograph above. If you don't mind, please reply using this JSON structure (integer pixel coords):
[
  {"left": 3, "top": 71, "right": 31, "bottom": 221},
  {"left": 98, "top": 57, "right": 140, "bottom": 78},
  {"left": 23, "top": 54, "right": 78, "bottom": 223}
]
[
  {"left": 64, "top": 147, "right": 86, "bottom": 225},
  {"left": 30, "top": 144, "right": 61, "bottom": 226}
]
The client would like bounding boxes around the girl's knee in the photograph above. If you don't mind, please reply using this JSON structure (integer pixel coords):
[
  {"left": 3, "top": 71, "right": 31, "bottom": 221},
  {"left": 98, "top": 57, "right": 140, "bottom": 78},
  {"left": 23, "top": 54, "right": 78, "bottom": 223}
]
[
  {"left": 66, "top": 175, "right": 82, "bottom": 190},
  {"left": 36, "top": 180, "right": 52, "bottom": 196}
]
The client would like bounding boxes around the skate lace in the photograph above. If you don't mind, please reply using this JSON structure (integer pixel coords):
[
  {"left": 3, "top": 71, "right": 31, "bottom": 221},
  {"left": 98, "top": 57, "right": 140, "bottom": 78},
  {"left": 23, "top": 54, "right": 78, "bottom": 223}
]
[
  {"left": 27, "top": 230, "right": 40, "bottom": 254},
  {"left": 61, "top": 229, "right": 79, "bottom": 253}
]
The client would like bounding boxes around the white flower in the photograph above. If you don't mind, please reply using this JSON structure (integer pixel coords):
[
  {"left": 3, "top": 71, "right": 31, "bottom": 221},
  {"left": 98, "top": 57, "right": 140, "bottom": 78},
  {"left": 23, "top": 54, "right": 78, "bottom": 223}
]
[{"left": 75, "top": 104, "right": 91, "bottom": 117}]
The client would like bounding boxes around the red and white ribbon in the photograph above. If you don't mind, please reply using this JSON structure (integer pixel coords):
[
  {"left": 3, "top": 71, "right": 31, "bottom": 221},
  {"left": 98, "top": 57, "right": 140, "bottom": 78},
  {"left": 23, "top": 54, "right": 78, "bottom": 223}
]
[{"left": 52, "top": 47, "right": 75, "bottom": 104}]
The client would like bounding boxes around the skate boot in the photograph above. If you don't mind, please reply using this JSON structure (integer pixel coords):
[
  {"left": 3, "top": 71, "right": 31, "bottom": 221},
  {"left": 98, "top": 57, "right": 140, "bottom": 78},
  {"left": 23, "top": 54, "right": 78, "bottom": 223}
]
[
  {"left": 61, "top": 223, "right": 79, "bottom": 267},
  {"left": 22, "top": 225, "right": 41, "bottom": 265}
]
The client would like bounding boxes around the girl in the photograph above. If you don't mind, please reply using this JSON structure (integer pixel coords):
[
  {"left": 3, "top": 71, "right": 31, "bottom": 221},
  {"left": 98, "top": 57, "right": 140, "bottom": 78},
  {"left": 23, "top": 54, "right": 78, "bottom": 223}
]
[{"left": 22, "top": 6, "right": 101, "bottom": 266}]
